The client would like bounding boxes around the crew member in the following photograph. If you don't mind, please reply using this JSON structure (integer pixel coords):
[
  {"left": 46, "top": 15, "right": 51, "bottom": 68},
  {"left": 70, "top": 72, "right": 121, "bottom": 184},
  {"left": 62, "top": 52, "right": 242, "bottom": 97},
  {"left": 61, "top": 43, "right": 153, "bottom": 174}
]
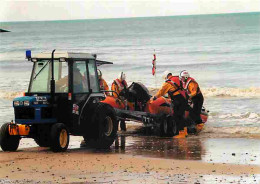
[
  {"left": 111, "top": 72, "right": 128, "bottom": 98},
  {"left": 111, "top": 72, "right": 128, "bottom": 131},
  {"left": 179, "top": 70, "right": 204, "bottom": 132},
  {"left": 97, "top": 69, "right": 109, "bottom": 95},
  {"left": 153, "top": 71, "right": 187, "bottom": 138}
]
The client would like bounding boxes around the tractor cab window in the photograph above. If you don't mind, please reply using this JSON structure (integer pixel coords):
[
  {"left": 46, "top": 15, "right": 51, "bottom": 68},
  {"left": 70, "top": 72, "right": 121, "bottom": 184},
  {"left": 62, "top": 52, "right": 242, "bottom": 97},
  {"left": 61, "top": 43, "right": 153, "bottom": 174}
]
[
  {"left": 73, "top": 62, "right": 89, "bottom": 93},
  {"left": 88, "top": 60, "right": 99, "bottom": 92},
  {"left": 30, "top": 60, "right": 69, "bottom": 93},
  {"left": 55, "top": 62, "right": 69, "bottom": 93},
  {"left": 30, "top": 60, "right": 52, "bottom": 93}
]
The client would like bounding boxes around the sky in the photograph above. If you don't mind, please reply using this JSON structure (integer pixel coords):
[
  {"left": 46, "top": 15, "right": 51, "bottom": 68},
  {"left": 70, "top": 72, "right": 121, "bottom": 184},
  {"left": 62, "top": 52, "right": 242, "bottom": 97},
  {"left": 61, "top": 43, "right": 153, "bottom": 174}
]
[{"left": 0, "top": 0, "right": 260, "bottom": 22}]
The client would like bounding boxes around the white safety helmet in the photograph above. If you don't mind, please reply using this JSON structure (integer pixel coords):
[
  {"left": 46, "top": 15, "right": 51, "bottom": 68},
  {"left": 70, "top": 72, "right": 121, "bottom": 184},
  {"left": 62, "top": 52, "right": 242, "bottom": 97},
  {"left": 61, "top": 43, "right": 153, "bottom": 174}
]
[
  {"left": 97, "top": 69, "right": 102, "bottom": 79},
  {"left": 162, "top": 70, "right": 172, "bottom": 80},
  {"left": 118, "top": 72, "right": 126, "bottom": 81},
  {"left": 179, "top": 70, "right": 190, "bottom": 82}
]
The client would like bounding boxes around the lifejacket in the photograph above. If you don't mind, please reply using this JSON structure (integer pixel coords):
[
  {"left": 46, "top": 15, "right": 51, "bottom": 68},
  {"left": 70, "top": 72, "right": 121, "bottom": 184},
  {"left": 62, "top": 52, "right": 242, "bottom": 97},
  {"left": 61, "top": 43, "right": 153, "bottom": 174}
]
[
  {"left": 166, "top": 76, "right": 187, "bottom": 99},
  {"left": 114, "top": 79, "right": 127, "bottom": 91},
  {"left": 182, "top": 77, "right": 201, "bottom": 95},
  {"left": 166, "top": 76, "right": 181, "bottom": 93}
]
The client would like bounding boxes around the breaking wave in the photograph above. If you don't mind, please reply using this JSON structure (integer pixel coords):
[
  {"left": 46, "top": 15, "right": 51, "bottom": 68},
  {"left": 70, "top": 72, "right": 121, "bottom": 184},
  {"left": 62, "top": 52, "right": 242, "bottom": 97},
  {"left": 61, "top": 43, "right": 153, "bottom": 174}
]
[
  {"left": 149, "top": 87, "right": 260, "bottom": 98},
  {"left": 201, "top": 87, "right": 260, "bottom": 98},
  {"left": 209, "top": 112, "right": 260, "bottom": 126},
  {"left": 204, "top": 126, "right": 260, "bottom": 135},
  {"left": 0, "top": 91, "right": 24, "bottom": 100},
  {"left": 1, "top": 87, "right": 260, "bottom": 100},
  {"left": 216, "top": 112, "right": 260, "bottom": 120}
]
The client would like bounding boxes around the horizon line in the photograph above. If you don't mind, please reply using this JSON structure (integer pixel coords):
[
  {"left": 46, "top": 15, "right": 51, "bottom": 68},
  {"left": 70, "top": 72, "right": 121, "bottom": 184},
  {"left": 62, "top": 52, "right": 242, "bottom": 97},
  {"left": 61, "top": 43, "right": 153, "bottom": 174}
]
[{"left": 1, "top": 11, "right": 259, "bottom": 23}]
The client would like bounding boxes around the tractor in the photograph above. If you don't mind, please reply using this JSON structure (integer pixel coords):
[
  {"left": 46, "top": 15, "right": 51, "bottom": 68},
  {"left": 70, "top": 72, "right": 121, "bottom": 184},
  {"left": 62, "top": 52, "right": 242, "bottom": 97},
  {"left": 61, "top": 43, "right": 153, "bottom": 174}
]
[{"left": 0, "top": 50, "right": 118, "bottom": 152}]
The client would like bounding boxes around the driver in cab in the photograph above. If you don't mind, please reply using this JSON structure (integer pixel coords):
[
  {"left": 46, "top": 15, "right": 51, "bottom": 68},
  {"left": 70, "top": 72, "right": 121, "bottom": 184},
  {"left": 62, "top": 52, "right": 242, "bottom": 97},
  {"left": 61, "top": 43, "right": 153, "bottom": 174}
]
[{"left": 56, "top": 66, "right": 84, "bottom": 93}]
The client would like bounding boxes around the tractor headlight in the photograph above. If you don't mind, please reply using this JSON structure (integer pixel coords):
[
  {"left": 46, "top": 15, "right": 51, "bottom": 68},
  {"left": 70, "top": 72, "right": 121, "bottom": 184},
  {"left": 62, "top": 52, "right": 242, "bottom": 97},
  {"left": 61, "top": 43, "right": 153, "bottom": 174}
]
[
  {"left": 24, "top": 101, "right": 30, "bottom": 106},
  {"left": 14, "top": 101, "right": 20, "bottom": 106}
]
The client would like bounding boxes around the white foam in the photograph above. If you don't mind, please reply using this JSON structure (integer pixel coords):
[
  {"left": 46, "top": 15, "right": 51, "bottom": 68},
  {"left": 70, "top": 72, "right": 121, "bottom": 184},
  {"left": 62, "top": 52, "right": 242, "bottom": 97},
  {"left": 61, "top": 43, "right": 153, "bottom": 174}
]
[
  {"left": 202, "top": 87, "right": 260, "bottom": 98},
  {"left": 0, "top": 91, "right": 24, "bottom": 100},
  {"left": 216, "top": 112, "right": 260, "bottom": 120},
  {"left": 149, "top": 87, "right": 260, "bottom": 98},
  {"left": 204, "top": 126, "right": 260, "bottom": 134},
  {"left": 1, "top": 87, "right": 260, "bottom": 100}
]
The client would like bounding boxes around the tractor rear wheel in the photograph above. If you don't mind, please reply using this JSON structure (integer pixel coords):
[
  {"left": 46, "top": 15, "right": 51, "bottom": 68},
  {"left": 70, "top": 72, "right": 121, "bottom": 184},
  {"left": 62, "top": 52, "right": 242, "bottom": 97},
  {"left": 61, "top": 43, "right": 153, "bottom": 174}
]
[
  {"left": 0, "top": 123, "right": 20, "bottom": 151},
  {"left": 50, "top": 123, "right": 69, "bottom": 152},
  {"left": 83, "top": 103, "right": 117, "bottom": 149}
]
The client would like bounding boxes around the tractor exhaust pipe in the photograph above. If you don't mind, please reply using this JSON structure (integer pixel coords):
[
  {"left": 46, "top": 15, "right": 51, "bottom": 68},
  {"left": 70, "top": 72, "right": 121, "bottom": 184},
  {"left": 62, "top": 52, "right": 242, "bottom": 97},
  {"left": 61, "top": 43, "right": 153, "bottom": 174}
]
[{"left": 51, "top": 49, "right": 56, "bottom": 105}]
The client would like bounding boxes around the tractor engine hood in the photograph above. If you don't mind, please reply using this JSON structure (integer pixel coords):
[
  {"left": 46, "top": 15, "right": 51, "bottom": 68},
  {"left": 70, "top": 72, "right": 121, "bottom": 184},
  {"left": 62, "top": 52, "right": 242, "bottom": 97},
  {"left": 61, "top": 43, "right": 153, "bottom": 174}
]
[{"left": 13, "top": 96, "right": 50, "bottom": 107}]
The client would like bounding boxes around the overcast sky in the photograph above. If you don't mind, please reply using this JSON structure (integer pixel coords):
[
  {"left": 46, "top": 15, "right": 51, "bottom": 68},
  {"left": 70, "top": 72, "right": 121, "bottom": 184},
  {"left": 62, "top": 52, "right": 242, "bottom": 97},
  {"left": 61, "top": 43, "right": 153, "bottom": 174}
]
[{"left": 1, "top": 0, "right": 260, "bottom": 22}]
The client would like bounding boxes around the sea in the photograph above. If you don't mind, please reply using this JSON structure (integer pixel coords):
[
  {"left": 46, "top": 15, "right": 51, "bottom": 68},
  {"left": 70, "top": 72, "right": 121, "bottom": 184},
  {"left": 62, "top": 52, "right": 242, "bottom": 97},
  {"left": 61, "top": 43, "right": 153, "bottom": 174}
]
[{"left": 0, "top": 12, "right": 260, "bottom": 134}]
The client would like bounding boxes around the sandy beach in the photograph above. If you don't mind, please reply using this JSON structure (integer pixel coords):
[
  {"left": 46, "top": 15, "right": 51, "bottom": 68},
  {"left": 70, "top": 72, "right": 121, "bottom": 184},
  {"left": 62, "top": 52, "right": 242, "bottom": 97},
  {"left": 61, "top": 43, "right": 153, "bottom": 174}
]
[{"left": 0, "top": 124, "right": 260, "bottom": 184}]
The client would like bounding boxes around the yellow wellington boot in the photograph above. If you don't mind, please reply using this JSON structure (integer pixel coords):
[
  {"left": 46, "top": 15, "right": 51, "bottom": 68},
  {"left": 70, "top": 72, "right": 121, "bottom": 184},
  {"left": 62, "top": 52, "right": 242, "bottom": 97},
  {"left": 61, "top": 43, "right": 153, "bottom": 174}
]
[
  {"left": 196, "top": 123, "right": 204, "bottom": 133},
  {"left": 184, "top": 127, "right": 188, "bottom": 137},
  {"left": 173, "top": 130, "right": 186, "bottom": 139}
]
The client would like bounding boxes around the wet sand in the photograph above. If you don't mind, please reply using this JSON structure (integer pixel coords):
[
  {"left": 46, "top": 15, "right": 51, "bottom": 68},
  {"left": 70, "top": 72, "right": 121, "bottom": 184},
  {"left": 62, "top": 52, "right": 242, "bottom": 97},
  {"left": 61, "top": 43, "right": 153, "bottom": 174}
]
[{"left": 0, "top": 124, "right": 260, "bottom": 183}]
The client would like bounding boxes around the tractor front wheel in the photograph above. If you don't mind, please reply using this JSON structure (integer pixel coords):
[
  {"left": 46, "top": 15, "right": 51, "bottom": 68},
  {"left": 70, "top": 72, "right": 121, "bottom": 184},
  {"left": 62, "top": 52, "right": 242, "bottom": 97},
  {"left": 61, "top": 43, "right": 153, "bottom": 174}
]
[
  {"left": 0, "top": 123, "right": 20, "bottom": 151},
  {"left": 50, "top": 123, "right": 69, "bottom": 152}
]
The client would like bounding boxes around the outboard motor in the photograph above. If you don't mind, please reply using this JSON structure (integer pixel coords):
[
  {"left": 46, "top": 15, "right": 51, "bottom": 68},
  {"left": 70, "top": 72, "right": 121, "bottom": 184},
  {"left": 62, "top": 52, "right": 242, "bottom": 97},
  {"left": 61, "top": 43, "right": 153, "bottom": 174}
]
[{"left": 127, "top": 82, "right": 150, "bottom": 104}]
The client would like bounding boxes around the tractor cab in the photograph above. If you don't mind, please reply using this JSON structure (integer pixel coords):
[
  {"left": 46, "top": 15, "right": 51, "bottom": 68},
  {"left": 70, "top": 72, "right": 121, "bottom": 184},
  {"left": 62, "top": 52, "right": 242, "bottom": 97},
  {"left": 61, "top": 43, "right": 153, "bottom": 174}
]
[
  {"left": 1, "top": 50, "right": 117, "bottom": 152},
  {"left": 14, "top": 51, "right": 112, "bottom": 129}
]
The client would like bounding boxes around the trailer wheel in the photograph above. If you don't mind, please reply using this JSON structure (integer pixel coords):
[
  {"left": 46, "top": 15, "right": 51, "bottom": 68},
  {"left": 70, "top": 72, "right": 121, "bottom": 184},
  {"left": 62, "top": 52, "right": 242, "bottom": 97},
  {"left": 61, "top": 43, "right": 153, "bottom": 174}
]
[
  {"left": 50, "top": 123, "right": 69, "bottom": 152},
  {"left": 0, "top": 123, "right": 20, "bottom": 151},
  {"left": 160, "top": 117, "right": 168, "bottom": 137},
  {"left": 83, "top": 103, "right": 117, "bottom": 149},
  {"left": 167, "top": 116, "right": 178, "bottom": 136}
]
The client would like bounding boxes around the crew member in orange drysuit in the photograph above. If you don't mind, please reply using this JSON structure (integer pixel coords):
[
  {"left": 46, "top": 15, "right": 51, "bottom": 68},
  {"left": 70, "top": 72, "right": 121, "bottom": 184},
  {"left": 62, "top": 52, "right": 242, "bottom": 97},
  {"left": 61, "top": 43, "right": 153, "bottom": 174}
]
[
  {"left": 179, "top": 70, "right": 204, "bottom": 132},
  {"left": 111, "top": 72, "right": 128, "bottom": 131},
  {"left": 153, "top": 71, "right": 188, "bottom": 138},
  {"left": 97, "top": 69, "right": 109, "bottom": 96}
]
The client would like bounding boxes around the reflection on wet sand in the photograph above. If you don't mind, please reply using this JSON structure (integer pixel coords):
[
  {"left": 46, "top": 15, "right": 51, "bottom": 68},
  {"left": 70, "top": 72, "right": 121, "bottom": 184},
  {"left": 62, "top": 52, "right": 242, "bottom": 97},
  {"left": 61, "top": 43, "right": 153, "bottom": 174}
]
[
  {"left": 3, "top": 130, "right": 260, "bottom": 166},
  {"left": 113, "top": 135, "right": 205, "bottom": 161},
  {"left": 113, "top": 134, "right": 260, "bottom": 165}
]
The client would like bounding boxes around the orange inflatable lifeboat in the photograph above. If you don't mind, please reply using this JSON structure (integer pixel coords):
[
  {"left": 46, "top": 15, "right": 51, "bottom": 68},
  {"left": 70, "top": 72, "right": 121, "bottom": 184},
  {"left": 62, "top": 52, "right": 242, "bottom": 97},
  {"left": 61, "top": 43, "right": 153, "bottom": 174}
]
[{"left": 102, "top": 82, "right": 208, "bottom": 135}]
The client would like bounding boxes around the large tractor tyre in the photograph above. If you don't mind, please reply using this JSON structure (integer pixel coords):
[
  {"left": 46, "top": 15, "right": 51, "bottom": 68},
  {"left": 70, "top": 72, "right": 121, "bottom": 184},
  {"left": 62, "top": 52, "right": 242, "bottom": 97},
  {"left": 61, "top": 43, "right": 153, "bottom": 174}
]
[
  {"left": 159, "top": 117, "right": 168, "bottom": 137},
  {"left": 0, "top": 123, "right": 20, "bottom": 151},
  {"left": 83, "top": 103, "right": 117, "bottom": 149},
  {"left": 167, "top": 116, "right": 178, "bottom": 136},
  {"left": 50, "top": 123, "right": 70, "bottom": 152}
]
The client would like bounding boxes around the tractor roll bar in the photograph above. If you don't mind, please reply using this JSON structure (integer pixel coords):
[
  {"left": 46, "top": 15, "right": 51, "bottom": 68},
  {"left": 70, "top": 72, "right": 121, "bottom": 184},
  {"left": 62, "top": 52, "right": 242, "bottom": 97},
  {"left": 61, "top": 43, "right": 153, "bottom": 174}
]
[{"left": 51, "top": 49, "right": 56, "bottom": 105}]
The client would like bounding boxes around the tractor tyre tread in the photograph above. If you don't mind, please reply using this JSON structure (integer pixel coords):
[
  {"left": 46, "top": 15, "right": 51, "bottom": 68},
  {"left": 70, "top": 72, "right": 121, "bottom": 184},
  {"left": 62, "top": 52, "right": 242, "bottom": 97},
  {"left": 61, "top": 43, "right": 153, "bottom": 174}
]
[
  {"left": 50, "top": 123, "right": 69, "bottom": 152},
  {"left": 0, "top": 123, "right": 20, "bottom": 151}
]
